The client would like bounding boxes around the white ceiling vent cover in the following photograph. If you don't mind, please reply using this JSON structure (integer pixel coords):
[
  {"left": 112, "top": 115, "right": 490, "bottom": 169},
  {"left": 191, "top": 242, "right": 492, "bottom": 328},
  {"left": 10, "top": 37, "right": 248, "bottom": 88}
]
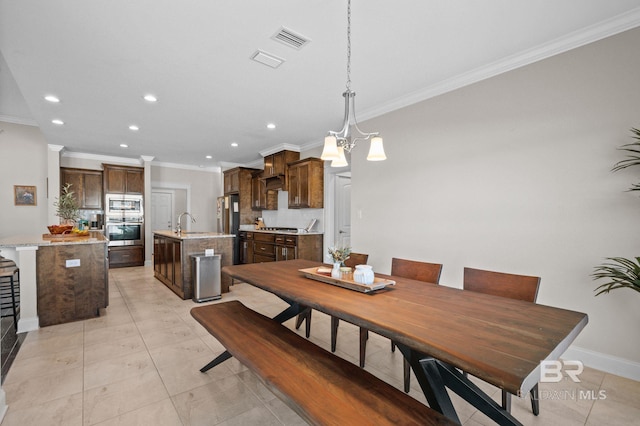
[
  {"left": 251, "top": 50, "right": 285, "bottom": 69},
  {"left": 272, "top": 27, "right": 310, "bottom": 50}
]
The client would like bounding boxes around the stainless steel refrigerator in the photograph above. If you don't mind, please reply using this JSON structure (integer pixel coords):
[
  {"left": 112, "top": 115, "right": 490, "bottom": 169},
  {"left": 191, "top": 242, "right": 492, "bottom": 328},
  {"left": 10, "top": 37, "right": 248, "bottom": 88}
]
[{"left": 217, "top": 194, "right": 240, "bottom": 264}]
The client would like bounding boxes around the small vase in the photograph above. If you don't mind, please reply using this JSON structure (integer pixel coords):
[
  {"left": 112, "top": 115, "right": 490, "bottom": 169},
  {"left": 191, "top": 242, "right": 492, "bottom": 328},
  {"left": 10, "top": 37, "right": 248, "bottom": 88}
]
[{"left": 331, "top": 262, "right": 342, "bottom": 279}]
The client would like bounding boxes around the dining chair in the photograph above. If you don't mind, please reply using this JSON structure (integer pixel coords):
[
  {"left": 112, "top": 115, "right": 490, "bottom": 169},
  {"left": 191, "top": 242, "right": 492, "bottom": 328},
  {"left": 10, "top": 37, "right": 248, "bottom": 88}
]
[
  {"left": 463, "top": 267, "right": 541, "bottom": 416},
  {"left": 294, "top": 252, "right": 369, "bottom": 344},
  {"left": 388, "top": 258, "right": 443, "bottom": 392},
  {"left": 329, "top": 253, "right": 369, "bottom": 360}
]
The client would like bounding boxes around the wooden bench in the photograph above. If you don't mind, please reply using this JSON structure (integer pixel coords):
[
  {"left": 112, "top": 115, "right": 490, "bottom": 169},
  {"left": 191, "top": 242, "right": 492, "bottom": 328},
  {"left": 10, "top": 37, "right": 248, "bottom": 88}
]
[{"left": 191, "top": 301, "right": 455, "bottom": 426}]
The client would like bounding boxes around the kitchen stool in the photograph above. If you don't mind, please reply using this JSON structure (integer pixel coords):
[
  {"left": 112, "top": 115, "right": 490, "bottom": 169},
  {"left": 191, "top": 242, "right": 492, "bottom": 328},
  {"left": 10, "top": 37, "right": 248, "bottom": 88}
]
[{"left": 0, "top": 259, "right": 20, "bottom": 331}]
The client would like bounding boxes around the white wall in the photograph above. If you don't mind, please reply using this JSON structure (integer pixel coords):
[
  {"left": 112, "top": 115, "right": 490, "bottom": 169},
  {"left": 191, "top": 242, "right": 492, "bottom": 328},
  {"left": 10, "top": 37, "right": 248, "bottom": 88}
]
[
  {"left": 351, "top": 28, "right": 640, "bottom": 373},
  {"left": 150, "top": 165, "right": 222, "bottom": 232},
  {"left": 0, "top": 122, "right": 48, "bottom": 239}
]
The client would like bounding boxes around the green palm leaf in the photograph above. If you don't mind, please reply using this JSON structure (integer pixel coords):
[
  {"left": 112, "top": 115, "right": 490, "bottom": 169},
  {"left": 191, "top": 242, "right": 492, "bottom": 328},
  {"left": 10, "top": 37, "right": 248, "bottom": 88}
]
[{"left": 592, "top": 257, "right": 640, "bottom": 296}]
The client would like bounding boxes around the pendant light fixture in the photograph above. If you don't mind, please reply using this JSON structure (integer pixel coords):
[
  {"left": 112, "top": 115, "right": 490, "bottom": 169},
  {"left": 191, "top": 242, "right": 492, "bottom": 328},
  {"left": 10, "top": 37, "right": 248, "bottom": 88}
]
[{"left": 321, "top": 0, "right": 386, "bottom": 167}]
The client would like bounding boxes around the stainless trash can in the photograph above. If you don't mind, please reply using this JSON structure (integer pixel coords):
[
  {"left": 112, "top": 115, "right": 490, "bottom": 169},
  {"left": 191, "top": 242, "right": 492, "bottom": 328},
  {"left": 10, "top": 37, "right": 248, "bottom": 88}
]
[{"left": 191, "top": 253, "right": 221, "bottom": 302}]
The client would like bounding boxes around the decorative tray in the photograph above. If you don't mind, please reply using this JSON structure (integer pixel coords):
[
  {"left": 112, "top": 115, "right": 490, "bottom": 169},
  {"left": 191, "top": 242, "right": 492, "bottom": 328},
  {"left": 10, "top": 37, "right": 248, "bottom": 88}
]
[{"left": 298, "top": 267, "right": 396, "bottom": 293}]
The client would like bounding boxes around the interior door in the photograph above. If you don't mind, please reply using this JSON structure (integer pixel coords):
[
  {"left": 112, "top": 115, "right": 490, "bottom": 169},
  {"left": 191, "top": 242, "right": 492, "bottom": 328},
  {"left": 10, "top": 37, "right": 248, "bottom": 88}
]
[
  {"left": 151, "top": 191, "right": 174, "bottom": 232},
  {"left": 335, "top": 175, "right": 351, "bottom": 247}
]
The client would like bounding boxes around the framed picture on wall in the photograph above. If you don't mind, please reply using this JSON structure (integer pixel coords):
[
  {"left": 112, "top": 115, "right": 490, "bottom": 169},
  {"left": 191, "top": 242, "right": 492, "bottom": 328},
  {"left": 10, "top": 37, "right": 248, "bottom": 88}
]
[{"left": 14, "top": 185, "right": 37, "bottom": 206}]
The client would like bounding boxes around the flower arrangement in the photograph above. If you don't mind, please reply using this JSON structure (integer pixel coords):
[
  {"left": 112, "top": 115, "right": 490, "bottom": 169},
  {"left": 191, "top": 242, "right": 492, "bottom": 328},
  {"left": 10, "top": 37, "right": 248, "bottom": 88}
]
[
  {"left": 54, "top": 183, "right": 80, "bottom": 224},
  {"left": 328, "top": 246, "right": 351, "bottom": 265}
]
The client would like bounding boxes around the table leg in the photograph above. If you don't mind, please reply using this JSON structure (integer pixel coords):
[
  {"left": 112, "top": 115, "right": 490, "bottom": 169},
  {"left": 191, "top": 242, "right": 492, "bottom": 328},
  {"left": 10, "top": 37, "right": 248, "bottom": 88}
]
[{"left": 397, "top": 342, "right": 524, "bottom": 426}]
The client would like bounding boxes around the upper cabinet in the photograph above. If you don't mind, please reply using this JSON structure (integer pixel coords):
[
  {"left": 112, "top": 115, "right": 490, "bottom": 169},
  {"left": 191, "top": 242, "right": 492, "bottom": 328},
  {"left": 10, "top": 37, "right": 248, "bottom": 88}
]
[
  {"left": 287, "top": 158, "right": 324, "bottom": 209},
  {"left": 60, "top": 167, "right": 103, "bottom": 210},
  {"left": 251, "top": 170, "right": 277, "bottom": 211},
  {"left": 223, "top": 167, "right": 259, "bottom": 225},
  {"left": 103, "top": 164, "right": 144, "bottom": 194},
  {"left": 263, "top": 150, "right": 299, "bottom": 178},
  {"left": 224, "top": 168, "right": 241, "bottom": 194}
]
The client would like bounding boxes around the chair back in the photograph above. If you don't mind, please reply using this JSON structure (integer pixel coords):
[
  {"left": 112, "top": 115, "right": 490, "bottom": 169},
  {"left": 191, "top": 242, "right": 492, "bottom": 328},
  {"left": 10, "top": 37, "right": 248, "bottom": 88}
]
[
  {"left": 344, "top": 253, "right": 369, "bottom": 268},
  {"left": 391, "top": 258, "right": 443, "bottom": 284},
  {"left": 463, "top": 267, "right": 540, "bottom": 302}
]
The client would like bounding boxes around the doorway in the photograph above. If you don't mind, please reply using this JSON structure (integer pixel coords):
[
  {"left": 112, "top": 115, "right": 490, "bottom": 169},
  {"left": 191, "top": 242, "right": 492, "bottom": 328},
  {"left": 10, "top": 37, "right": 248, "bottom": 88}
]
[{"left": 151, "top": 191, "right": 174, "bottom": 232}]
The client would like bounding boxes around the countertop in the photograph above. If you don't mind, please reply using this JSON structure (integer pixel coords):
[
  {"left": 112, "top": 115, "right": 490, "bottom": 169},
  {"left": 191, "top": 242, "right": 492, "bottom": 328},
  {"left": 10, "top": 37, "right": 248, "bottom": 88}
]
[
  {"left": 153, "top": 230, "right": 236, "bottom": 240},
  {"left": 239, "top": 229, "right": 324, "bottom": 235},
  {"left": 0, "top": 232, "right": 108, "bottom": 248}
]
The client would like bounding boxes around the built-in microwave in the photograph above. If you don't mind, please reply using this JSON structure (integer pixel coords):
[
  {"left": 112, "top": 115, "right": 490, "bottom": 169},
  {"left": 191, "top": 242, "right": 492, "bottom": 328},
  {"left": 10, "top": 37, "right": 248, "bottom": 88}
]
[{"left": 106, "top": 194, "right": 143, "bottom": 215}]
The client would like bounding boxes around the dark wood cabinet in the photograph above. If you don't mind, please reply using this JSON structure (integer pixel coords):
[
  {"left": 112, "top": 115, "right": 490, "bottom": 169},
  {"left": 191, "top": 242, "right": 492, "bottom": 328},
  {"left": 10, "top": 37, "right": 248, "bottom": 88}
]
[
  {"left": 153, "top": 236, "right": 183, "bottom": 296},
  {"left": 246, "top": 231, "right": 322, "bottom": 264},
  {"left": 60, "top": 168, "right": 103, "bottom": 210},
  {"left": 223, "top": 167, "right": 259, "bottom": 225},
  {"left": 288, "top": 158, "right": 324, "bottom": 209},
  {"left": 239, "top": 231, "right": 254, "bottom": 264},
  {"left": 108, "top": 246, "right": 144, "bottom": 268},
  {"left": 251, "top": 171, "right": 277, "bottom": 210},
  {"left": 103, "top": 164, "right": 144, "bottom": 194},
  {"left": 263, "top": 150, "right": 299, "bottom": 178}
]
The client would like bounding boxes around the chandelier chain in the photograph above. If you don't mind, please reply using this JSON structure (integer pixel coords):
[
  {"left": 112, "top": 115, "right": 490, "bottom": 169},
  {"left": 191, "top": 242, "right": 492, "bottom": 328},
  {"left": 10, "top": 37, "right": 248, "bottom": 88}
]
[{"left": 346, "top": 0, "right": 351, "bottom": 91}]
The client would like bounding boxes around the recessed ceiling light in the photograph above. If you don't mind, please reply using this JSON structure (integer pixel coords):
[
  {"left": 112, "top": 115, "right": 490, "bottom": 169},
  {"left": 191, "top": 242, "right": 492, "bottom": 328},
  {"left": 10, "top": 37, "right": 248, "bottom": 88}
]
[
  {"left": 143, "top": 94, "right": 157, "bottom": 102},
  {"left": 129, "top": 125, "right": 139, "bottom": 131},
  {"left": 51, "top": 119, "right": 64, "bottom": 125},
  {"left": 45, "top": 95, "right": 60, "bottom": 103},
  {"left": 266, "top": 123, "right": 276, "bottom": 130},
  {"left": 231, "top": 142, "right": 239, "bottom": 147},
  {"left": 205, "top": 155, "right": 212, "bottom": 159},
  {"left": 120, "top": 143, "right": 128, "bottom": 148}
]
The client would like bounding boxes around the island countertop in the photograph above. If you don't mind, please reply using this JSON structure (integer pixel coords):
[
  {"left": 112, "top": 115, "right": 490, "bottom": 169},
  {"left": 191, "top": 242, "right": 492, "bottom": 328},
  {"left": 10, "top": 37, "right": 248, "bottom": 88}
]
[
  {"left": 0, "top": 231, "right": 108, "bottom": 248},
  {"left": 153, "top": 230, "right": 235, "bottom": 240}
]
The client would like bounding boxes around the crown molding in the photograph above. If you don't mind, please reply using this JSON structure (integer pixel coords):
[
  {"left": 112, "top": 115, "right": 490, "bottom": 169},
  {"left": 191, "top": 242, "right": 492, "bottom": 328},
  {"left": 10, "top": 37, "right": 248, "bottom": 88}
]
[
  {"left": 151, "top": 160, "right": 221, "bottom": 173},
  {"left": 0, "top": 115, "right": 38, "bottom": 126},
  {"left": 61, "top": 150, "right": 143, "bottom": 166},
  {"left": 258, "top": 143, "right": 301, "bottom": 158},
  {"left": 359, "top": 7, "right": 640, "bottom": 122}
]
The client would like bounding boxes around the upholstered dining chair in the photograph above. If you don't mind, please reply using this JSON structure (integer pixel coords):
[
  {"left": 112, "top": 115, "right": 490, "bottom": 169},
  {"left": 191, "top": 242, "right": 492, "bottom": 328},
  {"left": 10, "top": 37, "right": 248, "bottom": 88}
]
[
  {"left": 294, "top": 252, "right": 369, "bottom": 344},
  {"left": 388, "top": 258, "right": 443, "bottom": 392},
  {"left": 463, "top": 267, "right": 541, "bottom": 416}
]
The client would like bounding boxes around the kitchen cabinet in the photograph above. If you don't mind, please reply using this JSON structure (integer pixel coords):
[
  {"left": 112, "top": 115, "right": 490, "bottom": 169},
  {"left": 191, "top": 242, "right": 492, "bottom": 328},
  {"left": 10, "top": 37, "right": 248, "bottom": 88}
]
[
  {"left": 248, "top": 231, "right": 322, "bottom": 264},
  {"left": 251, "top": 171, "right": 277, "bottom": 210},
  {"left": 60, "top": 168, "right": 103, "bottom": 210},
  {"left": 109, "top": 245, "right": 145, "bottom": 268},
  {"left": 239, "top": 231, "right": 254, "bottom": 264},
  {"left": 223, "top": 167, "right": 258, "bottom": 225},
  {"left": 103, "top": 164, "right": 144, "bottom": 194},
  {"left": 287, "top": 158, "right": 324, "bottom": 209},
  {"left": 153, "top": 231, "right": 234, "bottom": 299},
  {"left": 263, "top": 150, "right": 300, "bottom": 178}
]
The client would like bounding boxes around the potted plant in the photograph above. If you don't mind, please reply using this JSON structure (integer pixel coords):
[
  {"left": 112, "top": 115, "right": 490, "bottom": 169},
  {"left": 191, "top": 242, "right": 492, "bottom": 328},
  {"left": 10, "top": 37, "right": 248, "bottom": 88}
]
[
  {"left": 328, "top": 246, "right": 351, "bottom": 279},
  {"left": 592, "top": 128, "right": 640, "bottom": 295},
  {"left": 54, "top": 183, "right": 80, "bottom": 225}
]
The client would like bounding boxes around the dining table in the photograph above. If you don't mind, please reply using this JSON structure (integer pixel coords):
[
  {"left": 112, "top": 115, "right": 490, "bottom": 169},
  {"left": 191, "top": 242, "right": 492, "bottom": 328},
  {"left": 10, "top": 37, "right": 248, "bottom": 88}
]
[{"left": 221, "top": 259, "right": 588, "bottom": 426}]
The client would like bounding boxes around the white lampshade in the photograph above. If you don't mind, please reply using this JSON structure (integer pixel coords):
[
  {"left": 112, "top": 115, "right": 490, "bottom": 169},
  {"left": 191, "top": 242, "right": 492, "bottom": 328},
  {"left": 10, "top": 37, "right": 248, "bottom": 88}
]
[
  {"left": 331, "top": 146, "right": 348, "bottom": 167},
  {"left": 366, "top": 136, "right": 386, "bottom": 161},
  {"left": 321, "top": 135, "right": 341, "bottom": 161}
]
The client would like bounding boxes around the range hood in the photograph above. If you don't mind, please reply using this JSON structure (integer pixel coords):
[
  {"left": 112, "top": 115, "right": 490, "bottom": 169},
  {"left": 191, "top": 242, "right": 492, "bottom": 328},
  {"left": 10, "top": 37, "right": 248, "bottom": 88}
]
[{"left": 261, "top": 174, "right": 286, "bottom": 190}]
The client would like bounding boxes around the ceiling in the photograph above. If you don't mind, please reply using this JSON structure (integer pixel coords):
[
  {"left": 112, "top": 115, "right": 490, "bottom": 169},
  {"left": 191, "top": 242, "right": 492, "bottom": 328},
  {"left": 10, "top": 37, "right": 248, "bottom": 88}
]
[{"left": 2, "top": 0, "right": 640, "bottom": 169}]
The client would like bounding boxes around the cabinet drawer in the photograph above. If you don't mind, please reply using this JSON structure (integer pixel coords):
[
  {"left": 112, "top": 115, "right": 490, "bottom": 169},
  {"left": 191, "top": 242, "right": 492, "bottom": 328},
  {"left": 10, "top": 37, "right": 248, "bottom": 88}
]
[
  {"left": 275, "top": 235, "right": 297, "bottom": 246},
  {"left": 254, "top": 254, "right": 276, "bottom": 263},
  {"left": 254, "top": 241, "right": 276, "bottom": 256},
  {"left": 109, "top": 246, "right": 144, "bottom": 268},
  {"left": 254, "top": 233, "right": 275, "bottom": 242}
]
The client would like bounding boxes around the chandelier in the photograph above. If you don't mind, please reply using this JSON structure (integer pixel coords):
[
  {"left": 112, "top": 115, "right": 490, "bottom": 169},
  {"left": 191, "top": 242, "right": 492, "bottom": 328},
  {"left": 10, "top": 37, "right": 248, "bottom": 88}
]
[{"left": 320, "top": 0, "right": 386, "bottom": 167}]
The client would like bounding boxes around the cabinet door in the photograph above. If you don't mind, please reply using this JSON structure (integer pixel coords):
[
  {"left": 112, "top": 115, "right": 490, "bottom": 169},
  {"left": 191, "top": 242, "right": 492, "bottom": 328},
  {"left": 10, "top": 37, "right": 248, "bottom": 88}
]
[
  {"left": 288, "top": 163, "right": 310, "bottom": 208},
  {"left": 105, "top": 167, "right": 127, "bottom": 193},
  {"left": 276, "top": 245, "right": 297, "bottom": 261},
  {"left": 83, "top": 172, "right": 103, "bottom": 209},
  {"left": 172, "top": 240, "right": 182, "bottom": 293},
  {"left": 251, "top": 174, "right": 266, "bottom": 210},
  {"left": 263, "top": 154, "right": 274, "bottom": 176},
  {"left": 288, "top": 164, "right": 301, "bottom": 207},
  {"left": 272, "top": 152, "right": 286, "bottom": 175},
  {"left": 61, "top": 170, "right": 84, "bottom": 207},
  {"left": 126, "top": 170, "right": 144, "bottom": 194},
  {"left": 224, "top": 169, "right": 240, "bottom": 194}
]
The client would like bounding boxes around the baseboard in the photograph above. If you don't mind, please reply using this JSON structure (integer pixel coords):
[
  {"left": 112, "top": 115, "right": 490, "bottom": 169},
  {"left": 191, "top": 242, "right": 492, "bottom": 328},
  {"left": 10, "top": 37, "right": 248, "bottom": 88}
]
[
  {"left": 562, "top": 345, "right": 640, "bottom": 381},
  {"left": 17, "top": 316, "right": 39, "bottom": 333}
]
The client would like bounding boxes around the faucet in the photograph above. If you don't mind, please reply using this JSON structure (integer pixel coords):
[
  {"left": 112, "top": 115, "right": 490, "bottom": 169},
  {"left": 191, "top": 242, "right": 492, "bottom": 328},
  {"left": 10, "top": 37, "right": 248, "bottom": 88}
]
[{"left": 176, "top": 212, "right": 196, "bottom": 235}]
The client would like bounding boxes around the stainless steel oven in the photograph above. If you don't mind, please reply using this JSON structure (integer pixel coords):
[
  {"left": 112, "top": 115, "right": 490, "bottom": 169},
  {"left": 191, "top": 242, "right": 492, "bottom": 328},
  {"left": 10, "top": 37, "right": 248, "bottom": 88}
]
[{"left": 106, "top": 220, "right": 144, "bottom": 246}]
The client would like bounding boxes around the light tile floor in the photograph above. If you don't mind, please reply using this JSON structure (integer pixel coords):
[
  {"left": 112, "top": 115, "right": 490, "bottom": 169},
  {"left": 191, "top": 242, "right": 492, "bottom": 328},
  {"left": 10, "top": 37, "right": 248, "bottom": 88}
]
[{"left": 1, "top": 266, "right": 639, "bottom": 425}]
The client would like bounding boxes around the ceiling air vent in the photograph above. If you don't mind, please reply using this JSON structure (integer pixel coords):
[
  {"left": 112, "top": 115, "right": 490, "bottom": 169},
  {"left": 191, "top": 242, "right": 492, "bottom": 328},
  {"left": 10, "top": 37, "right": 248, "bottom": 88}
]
[
  {"left": 250, "top": 50, "right": 285, "bottom": 69},
  {"left": 272, "top": 27, "right": 310, "bottom": 50}
]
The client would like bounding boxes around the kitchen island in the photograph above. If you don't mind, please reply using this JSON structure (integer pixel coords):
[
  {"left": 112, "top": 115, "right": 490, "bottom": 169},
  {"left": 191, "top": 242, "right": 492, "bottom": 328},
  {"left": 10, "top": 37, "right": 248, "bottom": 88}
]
[
  {"left": 153, "top": 230, "right": 235, "bottom": 299},
  {"left": 0, "top": 232, "right": 108, "bottom": 330}
]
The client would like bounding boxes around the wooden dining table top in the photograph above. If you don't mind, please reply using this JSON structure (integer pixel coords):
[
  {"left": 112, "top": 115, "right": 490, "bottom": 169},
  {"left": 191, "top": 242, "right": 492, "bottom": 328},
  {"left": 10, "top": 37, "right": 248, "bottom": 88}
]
[{"left": 222, "top": 259, "right": 588, "bottom": 396}]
